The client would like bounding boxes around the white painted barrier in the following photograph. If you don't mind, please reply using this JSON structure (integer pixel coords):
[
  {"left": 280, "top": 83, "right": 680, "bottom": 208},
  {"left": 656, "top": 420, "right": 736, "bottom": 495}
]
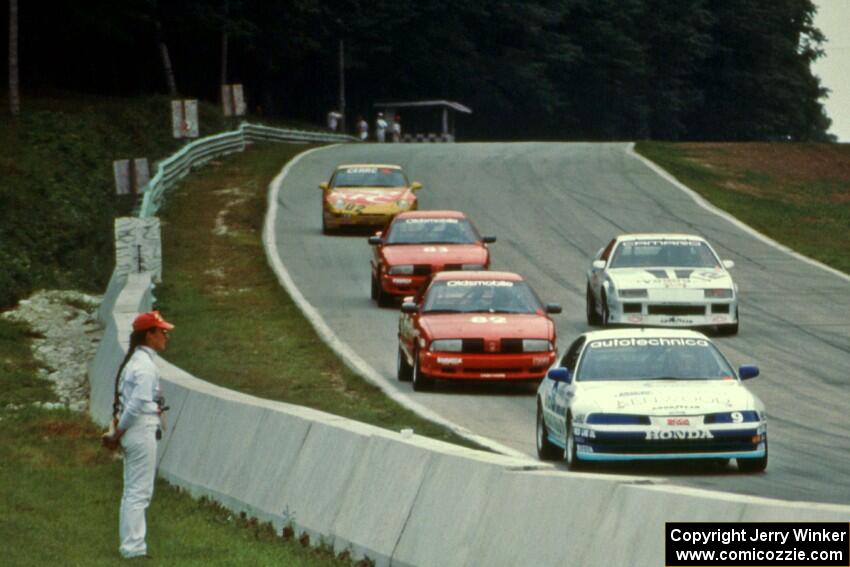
[{"left": 89, "top": 274, "right": 850, "bottom": 566}]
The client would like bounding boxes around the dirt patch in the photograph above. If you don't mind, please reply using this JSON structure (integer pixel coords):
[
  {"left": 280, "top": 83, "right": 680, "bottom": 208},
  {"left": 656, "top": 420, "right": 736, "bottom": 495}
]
[
  {"left": 679, "top": 142, "right": 850, "bottom": 184},
  {"left": 40, "top": 418, "right": 94, "bottom": 440},
  {"left": 679, "top": 142, "right": 850, "bottom": 204}
]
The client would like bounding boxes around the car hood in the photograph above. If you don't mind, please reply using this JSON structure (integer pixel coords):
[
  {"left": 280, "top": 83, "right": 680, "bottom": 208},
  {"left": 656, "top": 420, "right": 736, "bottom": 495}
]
[
  {"left": 576, "top": 380, "right": 756, "bottom": 414},
  {"left": 328, "top": 187, "right": 412, "bottom": 206},
  {"left": 608, "top": 268, "right": 733, "bottom": 290},
  {"left": 420, "top": 313, "right": 553, "bottom": 340},
  {"left": 383, "top": 244, "right": 487, "bottom": 266}
]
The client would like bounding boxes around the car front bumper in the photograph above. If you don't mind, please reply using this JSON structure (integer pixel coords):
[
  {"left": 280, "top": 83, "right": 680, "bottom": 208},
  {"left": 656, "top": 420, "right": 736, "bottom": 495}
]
[
  {"left": 571, "top": 423, "right": 765, "bottom": 462},
  {"left": 420, "top": 350, "right": 556, "bottom": 381},
  {"left": 608, "top": 299, "right": 738, "bottom": 328}
]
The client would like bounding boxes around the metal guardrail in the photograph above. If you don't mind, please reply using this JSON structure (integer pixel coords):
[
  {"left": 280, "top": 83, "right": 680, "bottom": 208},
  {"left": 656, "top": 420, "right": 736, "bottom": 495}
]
[{"left": 138, "top": 122, "right": 357, "bottom": 217}]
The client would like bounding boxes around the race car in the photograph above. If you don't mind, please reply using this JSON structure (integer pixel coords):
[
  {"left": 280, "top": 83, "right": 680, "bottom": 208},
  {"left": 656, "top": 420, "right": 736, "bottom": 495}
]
[
  {"left": 368, "top": 210, "right": 497, "bottom": 306},
  {"left": 398, "top": 271, "right": 562, "bottom": 391},
  {"left": 536, "top": 328, "right": 767, "bottom": 472},
  {"left": 586, "top": 234, "right": 739, "bottom": 334},
  {"left": 319, "top": 164, "right": 422, "bottom": 233}
]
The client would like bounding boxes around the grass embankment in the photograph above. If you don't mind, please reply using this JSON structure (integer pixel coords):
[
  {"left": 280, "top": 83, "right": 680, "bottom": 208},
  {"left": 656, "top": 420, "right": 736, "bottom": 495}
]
[
  {"left": 0, "top": 317, "right": 352, "bottom": 566},
  {"left": 0, "top": 93, "right": 239, "bottom": 308},
  {"left": 153, "top": 143, "right": 477, "bottom": 447},
  {"left": 635, "top": 142, "right": 850, "bottom": 275}
]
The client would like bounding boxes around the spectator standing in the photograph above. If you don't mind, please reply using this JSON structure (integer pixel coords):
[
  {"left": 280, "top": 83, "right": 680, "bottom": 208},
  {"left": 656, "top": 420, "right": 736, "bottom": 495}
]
[
  {"left": 102, "top": 311, "right": 174, "bottom": 559},
  {"left": 327, "top": 110, "right": 342, "bottom": 132},
  {"left": 375, "top": 112, "right": 388, "bottom": 143},
  {"left": 356, "top": 115, "right": 369, "bottom": 141},
  {"left": 392, "top": 114, "right": 402, "bottom": 142}
]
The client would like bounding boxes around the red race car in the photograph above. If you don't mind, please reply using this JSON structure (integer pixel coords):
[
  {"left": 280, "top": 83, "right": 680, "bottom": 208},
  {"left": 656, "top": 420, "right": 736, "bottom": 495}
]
[
  {"left": 397, "top": 271, "right": 562, "bottom": 391},
  {"left": 368, "top": 210, "right": 496, "bottom": 306}
]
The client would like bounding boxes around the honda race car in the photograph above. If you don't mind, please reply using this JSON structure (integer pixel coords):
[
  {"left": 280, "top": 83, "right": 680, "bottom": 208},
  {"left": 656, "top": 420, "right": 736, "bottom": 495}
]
[
  {"left": 398, "top": 271, "right": 562, "bottom": 391},
  {"left": 586, "top": 234, "right": 739, "bottom": 334},
  {"left": 319, "top": 164, "right": 422, "bottom": 233},
  {"left": 536, "top": 329, "right": 767, "bottom": 472},
  {"left": 368, "top": 210, "right": 497, "bottom": 306}
]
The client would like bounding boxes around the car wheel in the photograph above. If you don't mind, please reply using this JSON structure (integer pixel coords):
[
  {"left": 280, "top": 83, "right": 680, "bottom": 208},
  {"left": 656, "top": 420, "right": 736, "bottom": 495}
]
[
  {"left": 411, "top": 349, "right": 434, "bottom": 392},
  {"left": 586, "top": 285, "right": 602, "bottom": 326},
  {"left": 737, "top": 439, "right": 768, "bottom": 473},
  {"left": 600, "top": 294, "right": 610, "bottom": 327},
  {"left": 370, "top": 273, "right": 379, "bottom": 300},
  {"left": 397, "top": 347, "right": 413, "bottom": 382},
  {"left": 565, "top": 414, "right": 582, "bottom": 471},
  {"left": 322, "top": 215, "right": 331, "bottom": 235},
  {"left": 536, "top": 402, "right": 563, "bottom": 461},
  {"left": 376, "top": 285, "right": 392, "bottom": 308}
]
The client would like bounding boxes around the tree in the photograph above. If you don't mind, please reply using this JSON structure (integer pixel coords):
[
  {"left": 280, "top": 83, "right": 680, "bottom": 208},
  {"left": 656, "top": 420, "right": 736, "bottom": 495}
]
[{"left": 8, "top": 0, "right": 19, "bottom": 116}]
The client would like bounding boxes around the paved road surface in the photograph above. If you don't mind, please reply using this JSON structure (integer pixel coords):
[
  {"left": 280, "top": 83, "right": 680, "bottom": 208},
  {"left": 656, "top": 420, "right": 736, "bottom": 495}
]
[{"left": 270, "top": 142, "right": 850, "bottom": 505}]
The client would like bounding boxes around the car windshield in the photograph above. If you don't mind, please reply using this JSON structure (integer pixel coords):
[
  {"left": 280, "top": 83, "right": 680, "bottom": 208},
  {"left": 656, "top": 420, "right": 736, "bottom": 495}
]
[
  {"left": 386, "top": 218, "right": 479, "bottom": 244},
  {"left": 609, "top": 240, "right": 720, "bottom": 268},
  {"left": 422, "top": 280, "right": 542, "bottom": 314},
  {"left": 332, "top": 167, "right": 408, "bottom": 188},
  {"left": 576, "top": 337, "right": 736, "bottom": 382}
]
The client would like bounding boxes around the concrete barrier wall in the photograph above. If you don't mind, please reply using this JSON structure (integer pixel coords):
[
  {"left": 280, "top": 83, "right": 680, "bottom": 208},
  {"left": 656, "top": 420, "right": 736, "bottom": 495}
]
[{"left": 90, "top": 273, "right": 850, "bottom": 566}]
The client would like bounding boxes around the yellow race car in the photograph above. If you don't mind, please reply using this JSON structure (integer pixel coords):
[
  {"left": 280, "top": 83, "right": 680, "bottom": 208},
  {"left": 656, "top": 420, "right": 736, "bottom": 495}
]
[{"left": 319, "top": 164, "right": 422, "bottom": 233}]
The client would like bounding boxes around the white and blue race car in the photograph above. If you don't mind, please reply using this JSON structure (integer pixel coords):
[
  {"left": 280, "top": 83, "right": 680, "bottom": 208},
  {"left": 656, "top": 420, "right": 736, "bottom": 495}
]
[
  {"left": 536, "top": 328, "right": 767, "bottom": 472},
  {"left": 586, "top": 234, "right": 739, "bottom": 334}
]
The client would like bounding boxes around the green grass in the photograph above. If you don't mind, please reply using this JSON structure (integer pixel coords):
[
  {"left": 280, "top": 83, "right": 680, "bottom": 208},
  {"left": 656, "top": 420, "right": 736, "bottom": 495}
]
[
  {"left": 152, "top": 143, "right": 479, "bottom": 448},
  {"left": 635, "top": 142, "right": 850, "bottom": 275},
  {"left": 0, "top": 317, "right": 357, "bottom": 566}
]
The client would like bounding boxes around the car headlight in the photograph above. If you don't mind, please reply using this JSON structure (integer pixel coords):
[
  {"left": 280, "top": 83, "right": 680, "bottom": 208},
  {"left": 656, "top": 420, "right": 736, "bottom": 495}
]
[
  {"left": 704, "top": 288, "right": 733, "bottom": 298},
  {"left": 333, "top": 198, "right": 345, "bottom": 209},
  {"left": 397, "top": 199, "right": 410, "bottom": 209},
  {"left": 619, "top": 289, "right": 647, "bottom": 298},
  {"left": 523, "top": 339, "right": 552, "bottom": 352},
  {"left": 704, "top": 410, "right": 760, "bottom": 423},
  {"left": 462, "top": 264, "right": 486, "bottom": 270},
  {"left": 430, "top": 339, "right": 462, "bottom": 352},
  {"left": 388, "top": 265, "right": 414, "bottom": 275}
]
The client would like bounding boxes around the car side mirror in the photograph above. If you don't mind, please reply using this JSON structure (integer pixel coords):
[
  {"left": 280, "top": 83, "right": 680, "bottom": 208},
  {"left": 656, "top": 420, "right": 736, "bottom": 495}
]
[
  {"left": 545, "top": 303, "right": 562, "bottom": 314},
  {"left": 410, "top": 181, "right": 423, "bottom": 191},
  {"left": 401, "top": 302, "right": 419, "bottom": 314},
  {"left": 548, "top": 367, "right": 572, "bottom": 384},
  {"left": 482, "top": 236, "right": 497, "bottom": 244},
  {"left": 368, "top": 236, "right": 382, "bottom": 245},
  {"left": 592, "top": 260, "right": 606, "bottom": 270},
  {"left": 722, "top": 259, "right": 735, "bottom": 269},
  {"left": 738, "top": 365, "right": 759, "bottom": 380},
  {"left": 319, "top": 182, "right": 329, "bottom": 191}
]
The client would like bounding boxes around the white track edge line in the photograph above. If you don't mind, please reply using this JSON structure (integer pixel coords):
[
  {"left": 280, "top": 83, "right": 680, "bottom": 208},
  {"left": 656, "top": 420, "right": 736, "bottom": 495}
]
[
  {"left": 263, "top": 145, "right": 531, "bottom": 460},
  {"left": 627, "top": 142, "right": 850, "bottom": 283}
]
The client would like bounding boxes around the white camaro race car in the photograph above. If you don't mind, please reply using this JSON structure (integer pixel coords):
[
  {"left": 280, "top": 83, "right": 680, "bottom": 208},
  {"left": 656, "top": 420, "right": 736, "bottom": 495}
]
[
  {"left": 586, "top": 234, "right": 739, "bottom": 334},
  {"left": 536, "top": 329, "right": 767, "bottom": 472}
]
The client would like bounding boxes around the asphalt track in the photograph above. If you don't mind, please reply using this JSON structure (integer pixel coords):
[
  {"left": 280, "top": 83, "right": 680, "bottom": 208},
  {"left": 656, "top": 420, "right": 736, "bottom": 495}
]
[{"left": 271, "top": 142, "right": 850, "bottom": 505}]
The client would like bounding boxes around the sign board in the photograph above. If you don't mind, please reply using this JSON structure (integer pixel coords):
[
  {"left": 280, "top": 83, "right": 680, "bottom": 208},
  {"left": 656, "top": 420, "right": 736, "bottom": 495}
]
[
  {"left": 114, "top": 217, "right": 162, "bottom": 282},
  {"left": 171, "top": 99, "right": 199, "bottom": 138},
  {"left": 113, "top": 158, "right": 151, "bottom": 195},
  {"left": 221, "top": 84, "right": 246, "bottom": 117}
]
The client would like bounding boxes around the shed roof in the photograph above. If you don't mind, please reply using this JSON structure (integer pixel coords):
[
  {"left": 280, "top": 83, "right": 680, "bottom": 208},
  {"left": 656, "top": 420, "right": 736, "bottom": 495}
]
[{"left": 374, "top": 100, "right": 472, "bottom": 114}]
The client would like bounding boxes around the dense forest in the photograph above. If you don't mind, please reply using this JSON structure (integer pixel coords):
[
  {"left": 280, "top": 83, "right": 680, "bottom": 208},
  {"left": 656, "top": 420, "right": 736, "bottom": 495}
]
[{"left": 4, "top": 0, "right": 834, "bottom": 140}]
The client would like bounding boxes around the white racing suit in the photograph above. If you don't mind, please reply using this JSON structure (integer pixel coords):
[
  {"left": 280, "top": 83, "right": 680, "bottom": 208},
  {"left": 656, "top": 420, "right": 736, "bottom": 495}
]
[
  {"left": 376, "top": 118, "right": 388, "bottom": 142},
  {"left": 117, "top": 346, "right": 162, "bottom": 559}
]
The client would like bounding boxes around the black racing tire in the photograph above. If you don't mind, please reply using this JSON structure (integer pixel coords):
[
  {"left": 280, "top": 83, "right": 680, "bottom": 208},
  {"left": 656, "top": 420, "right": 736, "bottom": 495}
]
[
  {"left": 565, "top": 413, "right": 582, "bottom": 471},
  {"left": 376, "top": 285, "right": 392, "bottom": 308},
  {"left": 586, "top": 285, "right": 602, "bottom": 326},
  {"left": 321, "top": 215, "right": 331, "bottom": 235},
  {"left": 536, "top": 402, "right": 563, "bottom": 461},
  {"left": 737, "top": 439, "right": 768, "bottom": 473},
  {"left": 397, "top": 347, "right": 413, "bottom": 382},
  {"left": 411, "top": 349, "right": 435, "bottom": 392},
  {"left": 370, "top": 273, "right": 379, "bottom": 301},
  {"left": 600, "top": 293, "right": 611, "bottom": 327}
]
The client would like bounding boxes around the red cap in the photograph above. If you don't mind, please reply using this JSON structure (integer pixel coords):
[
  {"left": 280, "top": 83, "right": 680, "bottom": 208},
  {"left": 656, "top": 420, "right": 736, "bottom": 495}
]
[{"left": 133, "top": 310, "right": 175, "bottom": 332}]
